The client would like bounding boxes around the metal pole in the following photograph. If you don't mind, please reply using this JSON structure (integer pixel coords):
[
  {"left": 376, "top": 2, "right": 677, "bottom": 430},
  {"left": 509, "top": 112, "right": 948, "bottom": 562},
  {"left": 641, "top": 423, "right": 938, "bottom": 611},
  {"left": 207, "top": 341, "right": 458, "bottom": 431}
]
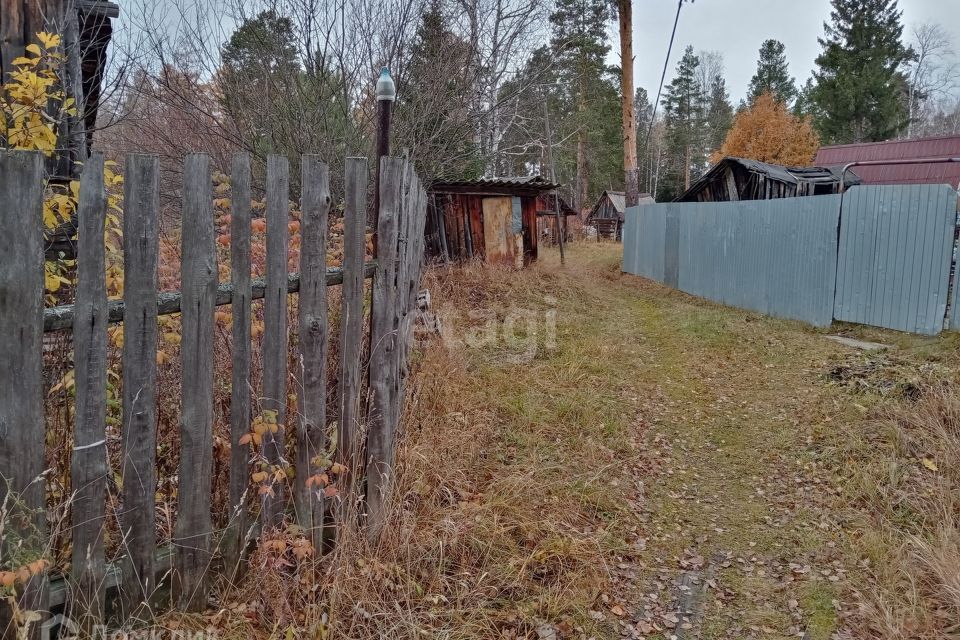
[
  {"left": 543, "top": 102, "right": 565, "bottom": 266},
  {"left": 372, "top": 67, "right": 396, "bottom": 256},
  {"left": 839, "top": 157, "right": 960, "bottom": 193}
]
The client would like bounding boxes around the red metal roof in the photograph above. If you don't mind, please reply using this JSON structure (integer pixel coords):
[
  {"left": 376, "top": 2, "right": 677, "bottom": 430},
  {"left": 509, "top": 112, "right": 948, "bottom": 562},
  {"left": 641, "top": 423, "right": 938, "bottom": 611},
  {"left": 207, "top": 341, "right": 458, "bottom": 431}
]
[{"left": 815, "top": 134, "right": 960, "bottom": 187}]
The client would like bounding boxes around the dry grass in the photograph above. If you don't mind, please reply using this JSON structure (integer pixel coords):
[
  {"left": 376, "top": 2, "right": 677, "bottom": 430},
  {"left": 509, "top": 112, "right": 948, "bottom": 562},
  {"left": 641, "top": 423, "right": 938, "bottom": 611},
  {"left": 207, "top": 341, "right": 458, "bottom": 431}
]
[
  {"left": 829, "top": 355, "right": 960, "bottom": 638},
  {"left": 208, "top": 250, "right": 637, "bottom": 639}
]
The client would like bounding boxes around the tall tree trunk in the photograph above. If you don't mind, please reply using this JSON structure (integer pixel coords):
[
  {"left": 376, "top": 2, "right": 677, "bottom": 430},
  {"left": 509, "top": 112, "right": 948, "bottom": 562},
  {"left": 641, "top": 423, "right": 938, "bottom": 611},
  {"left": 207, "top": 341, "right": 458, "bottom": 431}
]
[
  {"left": 575, "top": 88, "right": 588, "bottom": 212},
  {"left": 619, "top": 0, "right": 638, "bottom": 206},
  {"left": 576, "top": 132, "right": 588, "bottom": 212},
  {"left": 684, "top": 144, "right": 691, "bottom": 191}
]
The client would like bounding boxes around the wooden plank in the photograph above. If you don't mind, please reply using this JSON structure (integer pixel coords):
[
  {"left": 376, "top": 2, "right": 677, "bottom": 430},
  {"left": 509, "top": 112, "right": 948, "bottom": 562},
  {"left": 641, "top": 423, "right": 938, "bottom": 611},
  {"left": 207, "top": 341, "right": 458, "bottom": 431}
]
[
  {"left": 69, "top": 154, "right": 109, "bottom": 633},
  {"left": 0, "top": 1, "right": 25, "bottom": 79},
  {"left": 225, "top": 153, "right": 252, "bottom": 571},
  {"left": 43, "top": 265, "right": 376, "bottom": 332},
  {"left": 398, "top": 179, "right": 429, "bottom": 403},
  {"left": 295, "top": 156, "right": 330, "bottom": 552},
  {"left": 365, "top": 156, "right": 404, "bottom": 540},
  {"left": 119, "top": 154, "right": 161, "bottom": 622},
  {"left": 261, "top": 155, "right": 290, "bottom": 528},
  {"left": 174, "top": 154, "right": 216, "bottom": 612},
  {"left": 482, "top": 197, "right": 514, "bottom": 265},
  {"left": 0, "top": 151, "right": 48, "bottom": 636},
  {"left": 337, "top": 157, "right": 368, "bottom": 497}
]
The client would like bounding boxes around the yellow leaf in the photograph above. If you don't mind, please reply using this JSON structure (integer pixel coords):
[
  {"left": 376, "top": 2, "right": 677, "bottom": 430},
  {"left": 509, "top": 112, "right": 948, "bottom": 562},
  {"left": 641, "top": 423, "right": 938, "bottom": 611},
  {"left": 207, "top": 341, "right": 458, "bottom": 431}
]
[
  {"left": 251, "top": 471, "right": 268, "bottom": 483},
  {"left": 45, "top": 270, "right": 62, "bottom": 292},
  {"left": 37, "top": 32, "right": 61, "bottom": 49},
  {"left": 25, "top": 44, "right": 42, "bottom": 56},
  {"left": 921, "top": 457, "right": 938, "bottom": 472}
]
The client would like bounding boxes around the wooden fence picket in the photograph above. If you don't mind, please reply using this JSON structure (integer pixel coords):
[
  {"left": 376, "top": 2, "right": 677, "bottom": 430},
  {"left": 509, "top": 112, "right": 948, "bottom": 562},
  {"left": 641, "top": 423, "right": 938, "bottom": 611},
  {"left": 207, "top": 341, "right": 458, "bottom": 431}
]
[
  {"left": 261, "top": 155, "right": 290, "bottom": 528},
  {"left": 226, "top": 153, "right": 252, "bottom": 571},
  {"left": 0, "top": 151, "right": 48, "bottom": 629},
  {"left": 69, "top": 153, "right": 109, "bottom": 633},
  {"left": 365, "top": 157, "right": 405, "bottom": 537},
  {"left": 174, "top": 154, "right": 217, "bottom": 612},
  {"left": 119, "top": 154, "right": 161, "bottom": 621},
  {"left": 0, "top": 149, "right": 430, "bottom": 632},
  {"left": 337, "top": 158, "right": 369, "bottom": 497},
  {"left": 296, "top": 156, "right": 331, "bottom": 551}
]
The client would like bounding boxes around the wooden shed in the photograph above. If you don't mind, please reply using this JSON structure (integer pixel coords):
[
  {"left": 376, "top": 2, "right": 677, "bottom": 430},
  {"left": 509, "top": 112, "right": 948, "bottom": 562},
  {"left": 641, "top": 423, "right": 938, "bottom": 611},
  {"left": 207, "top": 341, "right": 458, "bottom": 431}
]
[
  {"left": 677, "top": 157, "right": 860, "bottom": 203},
  {"left": 587, "top": 191, "right": 655, "bottom": 240},
  {"left": 426, "top": 176, "right": 561, "bottom": 266},
  {"left": 536, "top": 192, "right": 578, "bottom": 246}
]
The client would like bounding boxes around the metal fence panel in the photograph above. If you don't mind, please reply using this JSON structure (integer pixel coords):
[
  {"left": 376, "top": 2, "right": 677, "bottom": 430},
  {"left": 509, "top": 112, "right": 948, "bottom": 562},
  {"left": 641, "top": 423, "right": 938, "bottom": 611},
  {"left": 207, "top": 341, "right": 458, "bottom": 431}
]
[
  {"left": 670, "top": 196, "right": 841, "bottom": 327},
  {"left": 623, "top": 204, "right": 668, "bottom": 281},
  {"left": 835, "top": 185, "right": 956, "bottom": 335}
]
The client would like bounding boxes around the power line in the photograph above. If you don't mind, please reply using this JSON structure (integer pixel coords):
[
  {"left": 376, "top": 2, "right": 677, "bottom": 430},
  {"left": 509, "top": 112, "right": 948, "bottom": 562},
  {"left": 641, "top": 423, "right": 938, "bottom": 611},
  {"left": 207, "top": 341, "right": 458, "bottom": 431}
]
[{"left": 642, "top": 0, "right": 690, "bottom": 154}]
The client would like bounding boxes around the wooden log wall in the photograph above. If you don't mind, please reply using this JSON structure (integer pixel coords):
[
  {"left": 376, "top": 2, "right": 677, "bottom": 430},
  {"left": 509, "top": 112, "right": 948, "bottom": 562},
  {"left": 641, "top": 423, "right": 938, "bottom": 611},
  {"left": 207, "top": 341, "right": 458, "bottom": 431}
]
[{"left": 0, "top": 150, "right": 428, "bottom": 636}]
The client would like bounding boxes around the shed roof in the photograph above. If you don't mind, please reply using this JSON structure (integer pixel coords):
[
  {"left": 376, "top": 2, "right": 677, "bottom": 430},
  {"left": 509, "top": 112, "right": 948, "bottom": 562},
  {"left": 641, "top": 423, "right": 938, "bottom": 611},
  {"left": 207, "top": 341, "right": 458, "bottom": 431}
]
[
  {"left": 430, "top": 175, "right": 559, "bottom": 195},
  {"left": 814, "top": 135, "right": 960, "bottom": 186},
  {"left": 588, "top": 191, "right": 655, "bottom": 219}
]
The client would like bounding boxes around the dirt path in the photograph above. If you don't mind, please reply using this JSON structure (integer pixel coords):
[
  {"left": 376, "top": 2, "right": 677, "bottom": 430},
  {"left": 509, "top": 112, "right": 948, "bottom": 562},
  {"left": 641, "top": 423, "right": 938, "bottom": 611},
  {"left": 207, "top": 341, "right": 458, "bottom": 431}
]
[
  {"left": 529, "top": 245, "right": 865, "bottom": 639},
  {"left": 221, "top": 241, "right": 952, "bottom": 640}
]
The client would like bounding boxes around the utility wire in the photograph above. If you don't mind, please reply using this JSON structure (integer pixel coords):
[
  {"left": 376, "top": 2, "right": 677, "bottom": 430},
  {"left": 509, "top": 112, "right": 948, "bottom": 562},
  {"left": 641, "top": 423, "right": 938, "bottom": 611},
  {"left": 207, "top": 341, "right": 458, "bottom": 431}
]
[{"left": 642, "top": 0, "right": 689, "bottom": 153}]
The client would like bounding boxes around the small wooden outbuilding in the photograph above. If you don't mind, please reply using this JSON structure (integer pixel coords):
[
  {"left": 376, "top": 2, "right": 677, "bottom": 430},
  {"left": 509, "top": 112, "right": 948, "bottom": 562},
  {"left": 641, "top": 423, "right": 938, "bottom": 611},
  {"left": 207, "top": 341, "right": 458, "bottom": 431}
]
[
  {"left": 426, "top": 176, "right": 564, "bottom": 266},
  {"left": 587, "top": 191, "right": 655, "bottom": 240},
  {"left": 536, "top": 193, "right": 578, "bottom": 246}
]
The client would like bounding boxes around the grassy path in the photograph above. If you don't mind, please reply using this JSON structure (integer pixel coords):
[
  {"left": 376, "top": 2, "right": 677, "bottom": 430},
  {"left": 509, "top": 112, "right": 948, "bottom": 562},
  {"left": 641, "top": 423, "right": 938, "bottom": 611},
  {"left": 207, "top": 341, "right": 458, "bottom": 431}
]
[
  {"left": 533, "top": 243, "right": 858, "bottom": 639},
  {"left": 391, "top": 242, "right": 953, "bottom": 639}
]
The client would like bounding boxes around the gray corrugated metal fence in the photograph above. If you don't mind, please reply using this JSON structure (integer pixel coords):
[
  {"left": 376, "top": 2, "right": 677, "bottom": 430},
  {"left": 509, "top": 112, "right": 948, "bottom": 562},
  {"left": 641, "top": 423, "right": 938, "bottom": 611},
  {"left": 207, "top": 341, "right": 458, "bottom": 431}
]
[
  {"left": 624, "top": 196, "right": 841, "bottom": 327},
  {"left": 834, "top": 184, "right": 957, "bottom": 335},
  {"left": 623, "top": 185, "right": 960, "bottom": 334}
]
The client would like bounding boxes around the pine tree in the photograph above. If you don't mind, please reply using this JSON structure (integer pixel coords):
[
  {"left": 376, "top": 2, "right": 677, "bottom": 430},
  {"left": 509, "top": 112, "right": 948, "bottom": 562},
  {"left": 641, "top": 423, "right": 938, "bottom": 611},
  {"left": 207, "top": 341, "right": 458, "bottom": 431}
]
[
  {"left": 792, "top": 78, "right": 817, "bottom": 119},
  {"left": 705, "top": 74, "right": 734, "bottom": 156},
  {"left": 634, "top": 87, "right": 654, "bottom": 193},
  {"left": 811, "top": 0, "right": 914, "bottom": 143},
  {"left": 397, "top": 2, "right": 479, "bottom": 180},
  {"left": 550, "top": 0, "right": 617, "bottom": 210},
  {"left": 747, "top": 40, "right": 797, "bottom": 105},
  {"left": 658, "top": 46, "right": 706, "bottom": 201}
]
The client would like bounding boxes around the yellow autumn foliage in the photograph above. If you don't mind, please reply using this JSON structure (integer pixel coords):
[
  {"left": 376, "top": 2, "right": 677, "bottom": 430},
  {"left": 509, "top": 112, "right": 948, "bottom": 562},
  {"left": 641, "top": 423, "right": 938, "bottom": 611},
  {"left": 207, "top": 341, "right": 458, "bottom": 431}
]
[{"left": 712, "top": 92, "right": 820, "bottom": 167}]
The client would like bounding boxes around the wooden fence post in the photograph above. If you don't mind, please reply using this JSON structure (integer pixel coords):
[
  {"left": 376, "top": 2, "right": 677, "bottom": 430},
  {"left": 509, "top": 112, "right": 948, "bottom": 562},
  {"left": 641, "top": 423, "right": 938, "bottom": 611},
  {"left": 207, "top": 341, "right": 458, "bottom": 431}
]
[
  {"left": 365, "top": 157, "right": 404, "bottom": 539},
  {"left": 226, "top": 153, "right": 252, "bottom": 572},
  {"left": 0, "top": 151, "right": 48, "bottom": 637},
  {"left": 68, "top": 153, "right": 108, "bottom": 634},
  {"left": 261, "top": 155, "right": 290, "bottom": 529},
  {"left": 119, "top": 154, "right": 161, "bottom": 622},
  {"left": 296, "top": 156, "right": 330, "bottom": 552},
  {"left": 174, "top": 154, "right": 216, "bottom": 612},
  {"left": 337, "top": 157, "right": 369, "bottom": 507}
]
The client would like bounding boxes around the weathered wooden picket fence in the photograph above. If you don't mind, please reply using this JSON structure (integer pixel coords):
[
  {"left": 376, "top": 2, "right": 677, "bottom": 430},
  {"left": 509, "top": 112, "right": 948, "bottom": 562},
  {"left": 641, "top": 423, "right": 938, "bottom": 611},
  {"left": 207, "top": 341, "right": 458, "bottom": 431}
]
[{"left": 0, "top": 149, "right": 427, "bottom": 634}]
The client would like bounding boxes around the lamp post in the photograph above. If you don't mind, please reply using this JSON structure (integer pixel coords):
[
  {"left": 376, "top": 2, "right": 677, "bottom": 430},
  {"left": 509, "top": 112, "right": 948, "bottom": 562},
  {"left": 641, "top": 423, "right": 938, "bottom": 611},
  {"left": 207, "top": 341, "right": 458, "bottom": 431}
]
[{"left": 373, "top": 67, "right": 396, "bottom": 256}]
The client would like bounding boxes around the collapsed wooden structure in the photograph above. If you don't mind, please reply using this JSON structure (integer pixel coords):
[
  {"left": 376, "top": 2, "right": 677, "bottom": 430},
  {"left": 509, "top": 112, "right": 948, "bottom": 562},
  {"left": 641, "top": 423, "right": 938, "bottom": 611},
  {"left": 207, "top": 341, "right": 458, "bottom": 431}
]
[
  {"left": 677, "top": 157, "right": 860, "bottom": 203},
  {"left": 426, "top": 176, "right": 576, "bottom": 266}
]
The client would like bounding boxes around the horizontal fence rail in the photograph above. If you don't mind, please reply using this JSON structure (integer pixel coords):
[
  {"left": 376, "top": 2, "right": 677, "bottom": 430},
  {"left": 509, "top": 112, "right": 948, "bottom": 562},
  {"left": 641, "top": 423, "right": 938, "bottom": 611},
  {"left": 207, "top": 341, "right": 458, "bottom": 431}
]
[
  {"left": 623, "top": 185, "right": 960, "bottom": 335},
  {"left": 42, "top": 266, "right": 377, "bottom": 332},
  {"left": 0, "top": 149, "right": 428, "bottom": 635}
]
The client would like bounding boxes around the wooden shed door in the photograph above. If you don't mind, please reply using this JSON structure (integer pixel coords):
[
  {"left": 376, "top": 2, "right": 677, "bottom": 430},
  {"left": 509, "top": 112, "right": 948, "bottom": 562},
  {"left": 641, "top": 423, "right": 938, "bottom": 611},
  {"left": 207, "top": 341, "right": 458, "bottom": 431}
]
[{"left": 482, "top": 197, "right": 515, "bottom": 265}]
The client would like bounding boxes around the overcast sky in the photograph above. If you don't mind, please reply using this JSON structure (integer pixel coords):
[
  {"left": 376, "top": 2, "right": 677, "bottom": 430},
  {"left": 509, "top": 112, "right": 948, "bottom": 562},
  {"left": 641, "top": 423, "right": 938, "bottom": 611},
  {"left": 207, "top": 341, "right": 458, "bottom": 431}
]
[{"left": 617, "top": 0, "right": 960, "bottom": 106}]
